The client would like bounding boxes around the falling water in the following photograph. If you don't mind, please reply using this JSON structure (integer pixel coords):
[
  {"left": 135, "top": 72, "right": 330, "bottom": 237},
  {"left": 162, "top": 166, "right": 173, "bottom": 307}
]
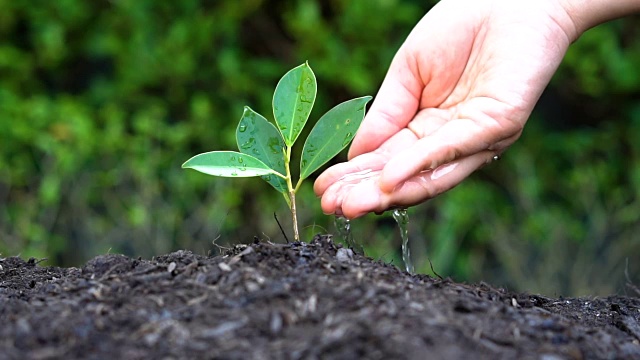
[
  {"left": 330, "top": 169, "right": 380, "bottom": 255},
  {"left": 392, "top": 208, "right": 414, "bottom": 273},
  {"left": 334, "top": 216, "right": 363, "bottom": 254}
]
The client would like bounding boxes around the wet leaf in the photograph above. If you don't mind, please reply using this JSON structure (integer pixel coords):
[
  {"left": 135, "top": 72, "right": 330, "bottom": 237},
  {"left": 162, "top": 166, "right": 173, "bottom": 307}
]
[
  {"left": 182, "top": 151, "right": 282, "bottom": 178},
  {"left": 300, "top": 96, "right": 372, "bottom": 180},
  {"left": 272, "top": 62, "right": 316, "bottom": 146},
  {"left": 236, "top": 107, "right": 288, "bottom": 194}
]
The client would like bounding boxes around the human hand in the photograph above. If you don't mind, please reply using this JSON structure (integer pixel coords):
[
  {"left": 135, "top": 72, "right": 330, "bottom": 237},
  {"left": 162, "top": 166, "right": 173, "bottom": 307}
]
[{"left": 314, "top": 0, "right": 580, "bottom": 219}]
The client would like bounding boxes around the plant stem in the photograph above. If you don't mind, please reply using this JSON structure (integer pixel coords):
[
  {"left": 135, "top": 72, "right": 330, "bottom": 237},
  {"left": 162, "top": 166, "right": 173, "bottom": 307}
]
[
  {"left": 284, "top": 146, "right": 299, "bottom": 241},
  {"left": 289, "top": 188, "right": 298, "bottom": 241}
]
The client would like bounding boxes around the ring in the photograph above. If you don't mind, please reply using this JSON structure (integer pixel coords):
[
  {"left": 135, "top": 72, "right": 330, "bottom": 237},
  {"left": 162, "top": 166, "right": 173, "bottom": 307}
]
[{"left": 493, "top": 155, "right": 501, "bottom": 161}]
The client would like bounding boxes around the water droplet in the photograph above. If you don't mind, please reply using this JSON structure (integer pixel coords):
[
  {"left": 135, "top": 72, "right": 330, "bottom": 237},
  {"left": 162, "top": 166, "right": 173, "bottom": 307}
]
[
  {"left": 342, "top": 133, "right": 353, "bottom": 147},
  {"left": 345, "top": 118, "right": 351, "bottom": 124},
  {"left": 305, "top": 144, "right": 316, "bottom": 156},
  {"left": 268, "top": 138, "right": 283, "bottom": 153},
  {"left": 301, "top": 160, "right": 307, "bottom": 169},
  {"left": 392, "top": 208, "right": 413, "bottom": 273},
  {"left": 240, "top": 139, "right": 254, "bottom": 150},
  {"left": 239, "top": 124, "right": 247, "bottom": 132},
  {"left": 336, "top": 169, "right": 377, "bottom": 183},
  {"left": 231, "top": 171, "right": 238, "bottom": 177},
  {"left": 238, "top": 157, "right": 244, "bottom": 163},
  {"left": 230, "top": 155, "right": 236, "bottom": 161}
]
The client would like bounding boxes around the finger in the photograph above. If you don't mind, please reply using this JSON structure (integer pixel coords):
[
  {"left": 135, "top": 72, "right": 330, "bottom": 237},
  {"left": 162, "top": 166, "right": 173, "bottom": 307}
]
[
  {"left": 319, "top": 170, "right": 380, "bottom": 216},
  {"left": 347, "top": 51, "right": 422, "bottom": 160},
  {"left": 315, "top": 128, "right": 419, "bottom": 196},
  {"left": 379, "top": 99, "right": 523, "bottom": 193},
  {"left": 313, "top": 154, "right": 384, "bottom": 197},
  {"left": 337, "top": 150, "right": 496, "bottom": 219}
]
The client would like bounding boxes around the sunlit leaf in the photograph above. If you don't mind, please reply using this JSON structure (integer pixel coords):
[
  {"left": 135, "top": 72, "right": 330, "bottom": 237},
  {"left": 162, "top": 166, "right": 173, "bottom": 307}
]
[
  {"left": 272, "top": 62, "right": 316, "bottom": 146},
  {"left": 300, "top": 96, "right": 372, "bottom": 180},
  {"left": 182, "top": 151, "right": 282, "bottom": 178},
  {"left": 236, "top": 106, "right": 288, "bottom": 195}
]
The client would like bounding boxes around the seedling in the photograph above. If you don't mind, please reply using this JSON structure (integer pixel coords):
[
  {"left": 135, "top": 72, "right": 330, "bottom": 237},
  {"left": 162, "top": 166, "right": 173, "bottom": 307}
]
[{"left": 182, "top": 62, "right": 371, "bottom": 241}]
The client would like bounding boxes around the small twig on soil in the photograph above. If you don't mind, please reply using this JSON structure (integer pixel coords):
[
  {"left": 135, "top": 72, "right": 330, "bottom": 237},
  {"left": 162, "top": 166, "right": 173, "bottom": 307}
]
[
  {"left": 99, "top": 263, "right": 127, "bottom": 281},
  {"left": 260, "top": 233, "right": 276, "bottom": 245},
  {"left": 212, "top": 234, "right": 232, "bottom": 254},
  {"left": 303, "top": 223, "right": 328, "bottom": 234},
  {"left": 625, "top": 258, "right": 640, "bottom": 296},
  {"left": 274, "top": 212, "right": 290, "bottom": 243},
  {"left": 27, "top": 258, "right": 48, "bottom": 266},
  {"left": 428, "top": 258, "right": 443, "bottom": 280}
]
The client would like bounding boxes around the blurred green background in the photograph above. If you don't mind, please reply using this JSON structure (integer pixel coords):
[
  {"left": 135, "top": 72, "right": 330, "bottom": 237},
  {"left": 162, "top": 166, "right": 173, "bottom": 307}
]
[{"left": 1, "top": 0, "right": 639, "bottom": 297}]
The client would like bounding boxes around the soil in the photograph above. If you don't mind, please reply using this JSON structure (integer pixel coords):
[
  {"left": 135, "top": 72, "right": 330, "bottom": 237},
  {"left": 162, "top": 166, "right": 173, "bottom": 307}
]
[{"left": 1, "top": 235, "right": 639, "bottom": 360}]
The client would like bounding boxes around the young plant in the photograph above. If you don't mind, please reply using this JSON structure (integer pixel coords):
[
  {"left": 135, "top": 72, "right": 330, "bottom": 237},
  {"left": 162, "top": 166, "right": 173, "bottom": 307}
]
[{"left": 182, "top": 62, "right": 371, "bottom": 242}]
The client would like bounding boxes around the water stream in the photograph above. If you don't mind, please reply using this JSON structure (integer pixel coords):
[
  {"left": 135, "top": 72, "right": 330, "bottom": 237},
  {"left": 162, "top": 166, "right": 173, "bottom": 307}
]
[
  {"left": 392, "top": 208, "right": 414, "bottom": 273},
  {"left": 330, "top": 168, "right": 413, "bottom": 270},
  {"left": 334, "top": 216, "right": 364, "bottom": 254}
]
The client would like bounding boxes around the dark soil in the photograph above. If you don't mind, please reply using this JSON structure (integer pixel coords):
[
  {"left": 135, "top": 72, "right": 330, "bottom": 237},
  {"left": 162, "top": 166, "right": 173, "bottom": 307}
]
[{"left": 1, "top": 235, "right": 639, "bottom": 359}]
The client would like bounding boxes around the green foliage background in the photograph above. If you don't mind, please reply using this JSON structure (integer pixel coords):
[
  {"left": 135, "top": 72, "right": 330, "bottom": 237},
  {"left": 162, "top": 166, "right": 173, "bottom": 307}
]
[{"left": 1, "top": 0, "right": 638, "bottom": 296}]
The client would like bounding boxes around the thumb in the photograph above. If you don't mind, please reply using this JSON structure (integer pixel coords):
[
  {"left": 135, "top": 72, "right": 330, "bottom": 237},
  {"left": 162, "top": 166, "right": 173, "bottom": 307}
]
[{"left": 348, "top": 54, "right": 422, "bottom": 160}]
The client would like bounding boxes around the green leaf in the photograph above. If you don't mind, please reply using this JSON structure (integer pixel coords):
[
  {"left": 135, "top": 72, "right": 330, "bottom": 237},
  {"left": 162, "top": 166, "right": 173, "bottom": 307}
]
[
  {"left": 236, "top": 106, "right": 288, "bottom": 194},
  {"left": 182, "top": 151, "right": 282, "bottom": 178},
  {"left": 300, "top": 96, "right": 372, "bottom": 180},
  {"left": 272, "top": 62, "right": 317, "bottom": 146}
]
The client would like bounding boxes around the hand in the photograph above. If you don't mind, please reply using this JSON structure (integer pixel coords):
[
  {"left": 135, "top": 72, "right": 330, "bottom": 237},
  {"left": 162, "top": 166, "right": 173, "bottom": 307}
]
[{"left": 314, "top": 0, "right": 579, "bottom": 219}]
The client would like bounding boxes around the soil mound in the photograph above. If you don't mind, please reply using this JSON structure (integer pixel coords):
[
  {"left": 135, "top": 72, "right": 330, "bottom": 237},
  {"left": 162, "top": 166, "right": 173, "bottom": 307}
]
[{"left": 1, "top": 235, "right": 639, "bottom": 359}]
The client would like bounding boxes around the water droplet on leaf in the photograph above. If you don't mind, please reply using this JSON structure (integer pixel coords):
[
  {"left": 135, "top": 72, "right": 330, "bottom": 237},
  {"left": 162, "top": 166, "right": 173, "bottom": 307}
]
[
  {"left": 268, "top": 138, "right": 282, "bottom": 153},
  {"left": 342, "top": 133, "right": 353, "bottom": 147},
  {"left": 240, "top": 139, "right": 254, "bottom": 150}
]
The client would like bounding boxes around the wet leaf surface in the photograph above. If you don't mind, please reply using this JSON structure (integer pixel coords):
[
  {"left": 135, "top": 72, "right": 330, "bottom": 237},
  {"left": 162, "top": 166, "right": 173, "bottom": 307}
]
[
  {"left": 273, "top": 62, "right": 316, "bottom": 146},
  {"left": 236, "top": 107, "right": 288, "bottom": 194},
  {"left": 300, "top": 96, "right": 372, "bottom": 180},
  {"left": 182, "top": 150, "right": 280, "bottom": 177}
]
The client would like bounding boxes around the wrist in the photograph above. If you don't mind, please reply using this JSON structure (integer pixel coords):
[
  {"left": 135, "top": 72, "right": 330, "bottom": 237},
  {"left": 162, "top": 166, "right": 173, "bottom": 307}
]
[{"left": 559, "top": 0, "right": 640, "bottom": 37}]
